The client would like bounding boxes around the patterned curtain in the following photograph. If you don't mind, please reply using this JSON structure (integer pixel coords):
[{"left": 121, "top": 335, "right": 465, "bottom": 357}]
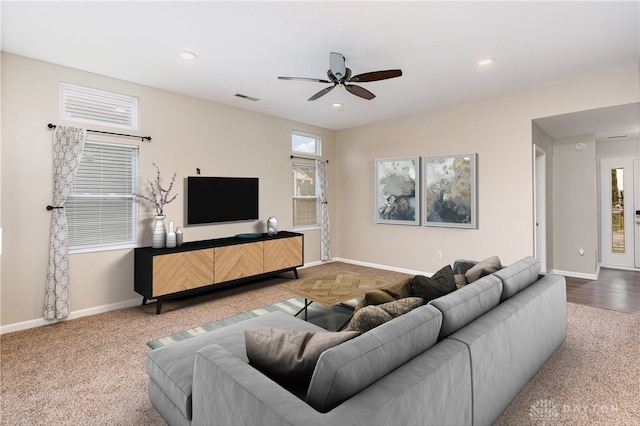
[
  {"left": 316, "top": 159, "right": 331, "bottom": 261},
  {"left": 44, "top": 126, "right": 86, "bottom": 320}
]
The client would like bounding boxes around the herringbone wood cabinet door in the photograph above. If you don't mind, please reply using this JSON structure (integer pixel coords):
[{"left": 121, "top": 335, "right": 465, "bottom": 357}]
[
  {"left": 215, "top": 242, "right": 263, "bottom": 282},
  {"left": 152, "top": 249, "right": 214, "bottom": 297},
  {"left": 264, "top": 236, "right": 303, "bottom": 273}
]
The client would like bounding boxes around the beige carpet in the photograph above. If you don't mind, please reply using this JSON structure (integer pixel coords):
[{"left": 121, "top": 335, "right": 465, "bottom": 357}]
[
  {"left": 494, "top": 302, "right": 640, "bottom": 425},
  {"left": 1, "top": 262, "right": 638, "bottom": 425}
]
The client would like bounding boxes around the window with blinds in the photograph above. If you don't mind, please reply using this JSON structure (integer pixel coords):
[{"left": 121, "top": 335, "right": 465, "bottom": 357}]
[
  {"left": 60, "top": 82, "right": 138, "bottom": 130},
  {"left": 292, "top": 162, "right": 319, "bottom": 228},
  {"left": 67, "top": 141, "right": 139, "bottom": 252}
]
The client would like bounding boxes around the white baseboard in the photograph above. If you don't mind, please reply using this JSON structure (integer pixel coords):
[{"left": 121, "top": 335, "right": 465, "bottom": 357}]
[
  {"left": 0, "top": 297, "right": 142, "bottom": 335},
  {"left": 332, "top": 257, "right": 431, "bottom": 277},
  {"left": 550, "top": 268, "right": 599, "bottom": 280}
]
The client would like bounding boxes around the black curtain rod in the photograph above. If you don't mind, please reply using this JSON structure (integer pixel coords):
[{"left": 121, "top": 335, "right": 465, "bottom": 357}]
[
  {"left": 290, "top": 155, "right": 328, "bottom": 163},
  {"left": 47, "top": 123, "right": 151, "bottom": 142}
]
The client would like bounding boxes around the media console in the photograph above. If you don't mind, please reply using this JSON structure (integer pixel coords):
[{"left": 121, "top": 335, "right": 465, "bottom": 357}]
[{"left": 134, "top": 231, "right": 303, "bottom": 314}]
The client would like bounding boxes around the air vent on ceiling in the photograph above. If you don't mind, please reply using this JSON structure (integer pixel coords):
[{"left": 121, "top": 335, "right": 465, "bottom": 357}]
[
  {"left": 234, "top": 93, "right": 260, "bottom": 102},
  {"left": 607, "top": 135, "right": 628, "bottom": 139}
]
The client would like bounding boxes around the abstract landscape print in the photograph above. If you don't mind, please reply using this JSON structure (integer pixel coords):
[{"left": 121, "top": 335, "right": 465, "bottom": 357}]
[
  {"left": 423, "top": 153, "right": 477, "bottom": 228},
  {"left": 375, "top": 157, "right": 420, "bottom": 225}
]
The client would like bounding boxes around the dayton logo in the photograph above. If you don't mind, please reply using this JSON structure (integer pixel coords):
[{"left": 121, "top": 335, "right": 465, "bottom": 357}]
[{"left": 529, "top": 399, "right": 559, "bottom": 425}]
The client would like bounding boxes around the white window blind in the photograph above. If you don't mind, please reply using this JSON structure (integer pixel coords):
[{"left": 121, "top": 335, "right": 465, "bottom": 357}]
[
  {"left": 60, "top": 83, "right": 138, "bottom": 130},
  {"left": 292, "top": 162, "right": 319, "bottom": 228},
  {"left": 67, "top": 141, "right": 139, "bottom": 252}
]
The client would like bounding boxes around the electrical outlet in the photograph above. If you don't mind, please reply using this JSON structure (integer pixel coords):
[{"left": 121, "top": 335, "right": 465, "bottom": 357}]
[{"left": 436, "top": 251, "right": 443, "bottom": 260}]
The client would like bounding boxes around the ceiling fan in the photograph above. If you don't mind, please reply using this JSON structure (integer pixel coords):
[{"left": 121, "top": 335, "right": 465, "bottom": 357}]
[{"left": 278, "top": 52, "right": 402, "bottom": 101}]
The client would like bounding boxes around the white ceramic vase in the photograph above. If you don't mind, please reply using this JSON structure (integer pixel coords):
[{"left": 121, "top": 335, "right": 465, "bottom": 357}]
[
  {"left": 152, "top": 215, "right": 166, "bottom": 248},
  {"left": 166, "top": 220, "right": 177, "bottom": 248}
]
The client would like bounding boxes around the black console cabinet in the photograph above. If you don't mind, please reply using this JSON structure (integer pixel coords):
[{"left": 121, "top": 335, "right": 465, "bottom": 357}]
[{"left": 134, "top": 231, "right": 303, "bottom": 313}]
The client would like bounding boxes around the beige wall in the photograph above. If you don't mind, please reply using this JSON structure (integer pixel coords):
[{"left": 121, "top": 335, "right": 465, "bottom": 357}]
[
  {"left": 0, "top": 53, "right": 335, "bottom": 327},
  {"left": 334, "top": 67, "right": 639, "bottom": 274}
]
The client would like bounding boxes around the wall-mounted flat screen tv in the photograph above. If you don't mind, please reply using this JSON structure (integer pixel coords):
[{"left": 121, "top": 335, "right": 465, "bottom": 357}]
[{"left": 187, "top": 176, "right": 259, "bottom": 225}]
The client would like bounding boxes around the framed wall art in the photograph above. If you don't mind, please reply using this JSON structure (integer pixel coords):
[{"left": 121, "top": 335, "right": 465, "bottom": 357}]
[
  {"left": 375, "top": 157, "right": 420, "bottom": 225},
  {"left": 423, "top": 153, "right": 477, "bottom": 228}
]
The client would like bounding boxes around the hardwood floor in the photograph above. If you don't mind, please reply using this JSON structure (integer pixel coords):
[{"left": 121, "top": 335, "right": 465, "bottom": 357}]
[{"left": 565, "top": 267, "right": 640, "bottom": 313}]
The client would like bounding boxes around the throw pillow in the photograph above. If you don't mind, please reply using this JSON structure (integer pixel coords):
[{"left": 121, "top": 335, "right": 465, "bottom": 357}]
[
  {"left": 347, "top": 297, "right": 424, "bottom": 333},
  {"left": 244, "top": 328, "right": 359, "bottom": 384},
  {"left": 383, "top": 276, "right": 414, "bottom": 299},
  {"left": 377, "top": 297, "right": 424, "bottom": 318},
  {"left": 452, "top": 259, "right": 478, "bottom": 275},
  {"left": 354, "top": 289, "right": 396, "bottom": 312},
  {"left": 411, "top": 265, "right": 457, "bottom": 302},
  {"left": 346, "top": 305, "right": 393, "bottom": 333},
  {"left": 454, "top": 274, "right": 467, "bottom": 289},
  {"left": 465, "top": 256, "right": 502, "bottom": 283}
]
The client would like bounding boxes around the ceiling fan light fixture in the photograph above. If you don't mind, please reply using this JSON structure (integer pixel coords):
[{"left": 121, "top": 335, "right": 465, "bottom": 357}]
[
  {"left": 331, "top": 102, "right": 343, "bottom": 108},
  {"left": 476, "top": 57, "right": 495, "bottom": 67},
  {"left": 179, "top": 50, "right": 198, "bottom": 61}
]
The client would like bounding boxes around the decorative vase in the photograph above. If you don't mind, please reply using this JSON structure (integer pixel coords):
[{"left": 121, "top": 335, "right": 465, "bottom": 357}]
[
  {"left": 175, "top": 227, "right": 183, "bottom": 246},
  {"left": 152, "top": 216, "right": 166, "bottom": 248},
  {"left": 267, "top": 216, "right": 278, "bottom": 236},
  {"left": 166, "top": 220, "right": 176, "bottom": 248}
]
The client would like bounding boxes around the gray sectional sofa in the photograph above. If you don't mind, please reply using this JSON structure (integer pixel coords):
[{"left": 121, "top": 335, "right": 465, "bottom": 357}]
[{"left": 146, "top": 256, "right": 567, "bottom": 425}]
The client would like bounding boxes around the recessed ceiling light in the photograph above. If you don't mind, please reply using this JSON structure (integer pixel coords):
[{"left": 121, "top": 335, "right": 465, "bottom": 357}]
[
  {"left": 332, "top": 103, "right": 343, "bottom": 108},
  {"left": 476, "top": 57, "right": 495, "bottom": 67},
  {"left": 179, "top": 50, "right": 198, "bottom": 61}
]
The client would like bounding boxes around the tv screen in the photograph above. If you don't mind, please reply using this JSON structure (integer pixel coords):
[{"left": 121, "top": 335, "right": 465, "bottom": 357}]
[{"left": 187, "top": 177, "right": 259, "bottom": 225}]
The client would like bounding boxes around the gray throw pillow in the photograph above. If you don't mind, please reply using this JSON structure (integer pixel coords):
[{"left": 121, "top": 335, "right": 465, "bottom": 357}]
[
  {"left": 465, "top": 256, "right": 502, "bottom": 283},
  {"left": 411, "top": 265, "right": 457, "bottom": 302},
  {"left": 244, "top": 328, "right": 359, "bottom": 383}
]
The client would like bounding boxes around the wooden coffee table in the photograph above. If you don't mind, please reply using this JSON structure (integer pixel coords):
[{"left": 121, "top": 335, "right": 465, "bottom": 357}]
[{"left": 279, "top": 271, "right": 390, "bottom": 325}]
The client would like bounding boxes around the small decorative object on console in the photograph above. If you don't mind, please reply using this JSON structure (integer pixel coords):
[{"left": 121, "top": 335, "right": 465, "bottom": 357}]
[
  {"left": 175, "top": 227, "right": 183, "bottom": 246},
  {"left": 267, "top": 216, "right": 278, "bottom": 235},
  {"left": 166, "top": 221, "right": 176, "bottom": 248},
  {"left": 152, "top": 216, "right": 166, "bottom": 249}
]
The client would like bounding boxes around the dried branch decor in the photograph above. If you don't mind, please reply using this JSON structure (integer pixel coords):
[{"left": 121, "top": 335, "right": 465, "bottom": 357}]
[{"left": 135, "top": 163, "right": 178, "bottom": 216}]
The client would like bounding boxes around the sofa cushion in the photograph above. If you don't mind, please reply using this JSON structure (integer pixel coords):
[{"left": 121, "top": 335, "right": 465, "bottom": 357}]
[
  {"left": 428, "top": 274, "right": 503, "bottom": 340},
  {"left": 306, "top": 303, "right": 443, "bottom": 412},
  {"left": 494, "top": 256, "right": 541, "bottom": 302},
  {"left": 347, "top": 297, "right": 424, "bottom": 333},
  {"left": 412, "top": 265, "right": 457, "bottom": 302},
  {"left": 465, "top": 256, "right": 502, "bottom": 283},
  {"left": 244, "top": 328, "right": 359, "bottom": 384}
]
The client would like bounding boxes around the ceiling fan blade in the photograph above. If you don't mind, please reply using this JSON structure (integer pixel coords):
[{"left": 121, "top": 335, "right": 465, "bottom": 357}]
[
  {"left": 345, "top": 84, "right": 375, "bottom": 100},
  {"left": 349, "top": 69, "right": 403, "bottom": 83},
  {"left": 308, "top": 85, "right": 336, "bottom": 101},
  {"left": 278, "top": 76, "right": 331, "bottom": 83}
]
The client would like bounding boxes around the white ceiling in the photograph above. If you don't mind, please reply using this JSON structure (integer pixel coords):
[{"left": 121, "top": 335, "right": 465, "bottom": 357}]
[{"left": 2, "top": 1, "right": 639, "bottom": 133}]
